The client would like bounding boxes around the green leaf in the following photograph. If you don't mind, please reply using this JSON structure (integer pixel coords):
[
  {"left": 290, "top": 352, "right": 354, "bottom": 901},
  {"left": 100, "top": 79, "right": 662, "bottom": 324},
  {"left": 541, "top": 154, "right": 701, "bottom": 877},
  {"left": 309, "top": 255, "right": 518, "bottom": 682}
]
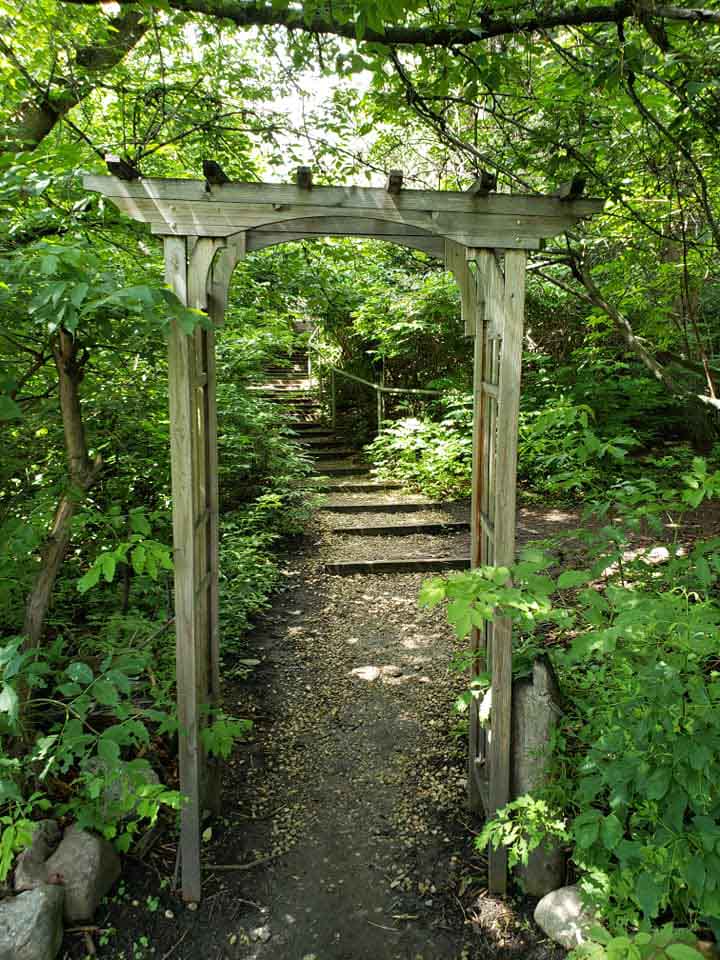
[
  {"left": 419, "top": 577, "right": 446, "bottom": 608},
  {"left": 131, "top": 544, "right": 146, "bottom": 574},
  {"left": 557, "top": 569, "right": 591, "bottom": 589},
  {"left": 600, "top": 813, "right": 623, "bottom": 850},
  {"left": 645, "top": 767, "right": 672, "bottom": 800},
  {"left": 684, "top": 856, "right": 706, "bottom": 895},
  {"left": 66, "top": 661, "right": 94, "bottom": 686},
  {"left": 92, "top": 679, "right": 119, "bottom": 707},
  {"left": 635, "top": 873, "right": 663, "bottom": 918},
  {"left": 77, "top": 563, "right": 102, "bottom": 594},
  {"left": 0, "top": 395, "right": 22, "bottom": 420},
  {"left": 101, "top": 554, "right": 117, "bottom": 583},
  {"left": 97, "top": 736, "right": 121, "bottom": 765},
  {"left": 665, "top": 946, "right": 704, "bottom": 960},
  {"left": 573, "top": 809, "right": 601, "bottom": 848}
]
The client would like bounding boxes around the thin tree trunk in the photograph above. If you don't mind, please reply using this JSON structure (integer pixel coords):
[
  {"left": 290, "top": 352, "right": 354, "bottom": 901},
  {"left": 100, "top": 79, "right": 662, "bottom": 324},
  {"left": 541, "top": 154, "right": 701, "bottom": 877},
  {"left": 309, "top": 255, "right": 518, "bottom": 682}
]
[{"left": 23, "top": 330, "right": 102, "bottom": 650}]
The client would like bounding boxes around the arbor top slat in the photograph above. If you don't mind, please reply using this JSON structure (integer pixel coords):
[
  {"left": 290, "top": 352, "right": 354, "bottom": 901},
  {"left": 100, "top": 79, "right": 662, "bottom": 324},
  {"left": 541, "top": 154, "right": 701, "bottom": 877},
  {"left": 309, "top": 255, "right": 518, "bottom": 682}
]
[{"left": 84, "top": 175, "right": 604, "bottom": 221}]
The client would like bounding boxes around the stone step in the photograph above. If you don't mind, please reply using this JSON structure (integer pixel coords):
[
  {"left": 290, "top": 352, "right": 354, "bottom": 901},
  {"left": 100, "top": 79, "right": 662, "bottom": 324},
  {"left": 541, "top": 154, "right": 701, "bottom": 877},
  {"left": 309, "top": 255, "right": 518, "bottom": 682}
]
[
  {"left": 320, "top": 500, "right": 444, "bottom": 514},
  {"left": 331, "top": 521, "right": 470, "bottom": 537},
  {"left": 323, "top": 557, "right": 470, "bottom": 575}
]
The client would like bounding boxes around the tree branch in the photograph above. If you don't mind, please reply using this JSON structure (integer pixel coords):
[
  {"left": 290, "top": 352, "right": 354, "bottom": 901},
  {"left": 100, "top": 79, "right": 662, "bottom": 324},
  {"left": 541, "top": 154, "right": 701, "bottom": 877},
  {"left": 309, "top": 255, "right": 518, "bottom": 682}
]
[{"left": 56, "top": 0, "right": 720, "bottom": 49}]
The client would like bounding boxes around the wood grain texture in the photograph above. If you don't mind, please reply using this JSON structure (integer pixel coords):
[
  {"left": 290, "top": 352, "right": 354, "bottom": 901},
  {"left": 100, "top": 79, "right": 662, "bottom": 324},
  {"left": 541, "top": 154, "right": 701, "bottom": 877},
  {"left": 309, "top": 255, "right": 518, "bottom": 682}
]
[
  {"left": 165, "top": 236, "right": 203, "bottom": 904},
  {"left": 84, "top": 175, "right": 602, "bottom": 248},
  {"left": 487, "top": 249, "right": 526, "bottom": 895},
  {"left": 468, "top": 250, "right": 486, "bottom": 815},
  {"left": 84, "top": 174, "right": 605, "bottom": 217}
]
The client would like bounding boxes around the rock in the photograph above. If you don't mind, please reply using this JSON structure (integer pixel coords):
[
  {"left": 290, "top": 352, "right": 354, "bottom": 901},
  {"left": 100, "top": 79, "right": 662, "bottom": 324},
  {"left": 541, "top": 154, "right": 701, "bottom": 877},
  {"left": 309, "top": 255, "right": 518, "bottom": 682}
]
[
  {"left": 0, "top": 885, "right": 64, "bottom": 960},
  {"left": 381, "top": 665, "right": 402, "bottom": 677},
  {"left": 45, "top": 825, "right": 120, "bottom": 922},
  {"left": 250, "top": 924, "right": 271, "bottom": 943},
  {"left": 534, "top": 885, "right": 595, "bottom": 950},
  {"left": 697, "top": 942, "right": 720, "bottom": 960},
  {"left": 14, "top": 822, "right": 60, "bottom": 893},
  {"left": 350, "top": 666, "right": 381, "bottom": 682},
  {"left": 85, "top": 759, "right": 160, "bottom": 821},
  {"left": 512, "top": 658, "right": 565, "bottom": 897}
]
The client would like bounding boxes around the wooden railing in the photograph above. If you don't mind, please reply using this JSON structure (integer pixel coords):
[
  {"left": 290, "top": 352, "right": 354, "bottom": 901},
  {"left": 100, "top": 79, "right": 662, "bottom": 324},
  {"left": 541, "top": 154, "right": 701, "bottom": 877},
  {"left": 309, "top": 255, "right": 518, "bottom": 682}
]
[{"left": 307, "top": 335, "right": 442, "bottom": 430}]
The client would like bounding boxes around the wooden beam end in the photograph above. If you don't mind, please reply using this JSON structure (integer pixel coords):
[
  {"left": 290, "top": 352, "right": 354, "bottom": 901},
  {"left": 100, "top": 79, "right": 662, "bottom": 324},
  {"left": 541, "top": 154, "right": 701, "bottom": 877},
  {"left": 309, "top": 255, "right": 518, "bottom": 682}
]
[
  {"left": 203, "top": 159, "right": 230, "bottom": 187},
  {"left": 105, "top": 154, "right": 141, "bottom": 181},
  {"left": 554, "top": 173, "right": 586, "bottom": 201},
  {"left": 468, "top": 170, "right": 497, "bottom": 197},
  {"left": 296, "top": 166, "right": 313, "bottom": 190},
  {"left": 386, "top": 169, "right": 404, "bottom": 194}
]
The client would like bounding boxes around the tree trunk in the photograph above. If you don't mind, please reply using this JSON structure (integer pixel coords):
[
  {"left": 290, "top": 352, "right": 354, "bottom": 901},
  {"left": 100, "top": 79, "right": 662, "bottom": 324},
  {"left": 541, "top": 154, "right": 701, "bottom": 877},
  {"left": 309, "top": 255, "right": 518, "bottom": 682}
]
[
  {"left": 2, "top": 9, "right": 148, "bottom": 154},
  {"left": 22, "top": 330, "right": 102, "bottom": 650}
]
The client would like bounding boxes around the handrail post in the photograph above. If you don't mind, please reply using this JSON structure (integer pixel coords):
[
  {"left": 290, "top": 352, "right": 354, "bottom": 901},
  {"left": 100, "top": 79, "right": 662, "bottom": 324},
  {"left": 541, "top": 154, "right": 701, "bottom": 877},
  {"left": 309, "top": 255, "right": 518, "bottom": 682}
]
[
  {"left": 379, "top": 358, "right": 386, "bottom": 429},
  {"left": 330, "top": 368, "right": 336, "bottom": 429}
]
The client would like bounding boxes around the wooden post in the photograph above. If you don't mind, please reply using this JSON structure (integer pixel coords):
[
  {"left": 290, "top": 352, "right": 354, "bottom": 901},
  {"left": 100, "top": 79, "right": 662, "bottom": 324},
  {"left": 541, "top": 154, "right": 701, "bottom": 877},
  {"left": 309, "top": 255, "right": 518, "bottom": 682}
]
[
  {"left": 164, "top": 235, "right": 222, "bottom": 903},
  {"left": 488, "top": 249, "right": 526, "bottom": 894},
  {"left": 330, "top": 368, "right": 336, "bottom": 429}
]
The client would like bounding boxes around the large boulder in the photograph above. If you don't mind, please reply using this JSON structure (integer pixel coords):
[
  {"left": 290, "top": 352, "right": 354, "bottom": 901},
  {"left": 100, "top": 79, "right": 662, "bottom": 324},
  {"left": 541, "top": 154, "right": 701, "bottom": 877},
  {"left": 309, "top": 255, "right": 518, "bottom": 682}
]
[
  {"left": 511, "top": 657, "right": 566, "bottom": 897},
  {"left": 14, "top": 823, "right": 60, "bottom": 894},
  {"left": 534, "top": 884, "right": 595, "bottom": 950},
  {"left": 0, "top": 885, "right": 64, "bottom": 960},
  {"left": 44, "top": 825, "right": 120, "bottom": 922}
]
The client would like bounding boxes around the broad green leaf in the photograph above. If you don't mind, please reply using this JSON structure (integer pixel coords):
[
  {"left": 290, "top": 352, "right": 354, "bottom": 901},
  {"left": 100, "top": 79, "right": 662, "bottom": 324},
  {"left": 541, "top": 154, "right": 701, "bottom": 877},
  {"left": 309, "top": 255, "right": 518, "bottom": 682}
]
[
  {"left": 557, "top": 570, "right": 591, "bottom": 589},
  {"left": 665, "top": 946, "right": 704, "bottom": 960},
  {"left": 66, "top": 661, "right": 94, "bottom": 686},
  {"left": 573, "top": 809, "right": 601, "bottom": 848},
  {"left": 600, "top": 813, "right": 623, "bottom": 850},
  {"left": 635, "top": 873, "right": 663, "bottom": 918}
]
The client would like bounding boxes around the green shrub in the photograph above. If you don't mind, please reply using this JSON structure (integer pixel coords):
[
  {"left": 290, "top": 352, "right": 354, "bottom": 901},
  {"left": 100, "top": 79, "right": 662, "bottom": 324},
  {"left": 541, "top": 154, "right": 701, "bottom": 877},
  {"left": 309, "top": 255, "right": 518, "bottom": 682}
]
[{"left": 421, "top": 459, "right": 720, "bottom": 938}]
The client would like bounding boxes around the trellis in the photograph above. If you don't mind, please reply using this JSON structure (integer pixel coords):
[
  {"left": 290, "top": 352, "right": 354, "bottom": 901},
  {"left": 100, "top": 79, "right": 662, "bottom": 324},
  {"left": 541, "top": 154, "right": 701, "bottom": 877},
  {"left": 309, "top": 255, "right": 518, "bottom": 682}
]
[{"left": 84, "top": 167, "right": 603, "bottom": 902}]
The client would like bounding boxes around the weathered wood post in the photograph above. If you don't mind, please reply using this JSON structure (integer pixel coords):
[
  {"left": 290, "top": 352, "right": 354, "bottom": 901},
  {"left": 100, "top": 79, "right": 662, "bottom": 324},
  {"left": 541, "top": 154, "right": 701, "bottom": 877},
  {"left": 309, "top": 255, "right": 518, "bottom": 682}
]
[
  {"left": 452, "top": 244, "right": 526, "bottom": 895},
  {"left": 164, "top": 235, "right": 223, "bottom": 903},
  {"left": 330, "top": 368, "right": 337, "bottom": 429}
]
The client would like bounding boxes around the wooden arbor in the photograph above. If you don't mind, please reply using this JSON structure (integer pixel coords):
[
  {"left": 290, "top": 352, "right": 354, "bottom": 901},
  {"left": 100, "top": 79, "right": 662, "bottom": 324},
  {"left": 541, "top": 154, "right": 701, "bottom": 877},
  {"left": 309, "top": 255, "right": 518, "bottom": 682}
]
[{"left": 84, "top": 169, "right": 603, "bottom": 901}]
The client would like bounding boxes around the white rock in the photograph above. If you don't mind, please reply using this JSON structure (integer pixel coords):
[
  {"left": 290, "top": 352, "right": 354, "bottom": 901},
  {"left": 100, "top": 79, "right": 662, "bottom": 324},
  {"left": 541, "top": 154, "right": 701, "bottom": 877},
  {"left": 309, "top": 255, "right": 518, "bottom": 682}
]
[
  {"left": 381, "top": 665, "right": 403, "bottom": 677},
  {"left": 350, "top": 666, "right": 381, "bottom": 682},
  {"left": 44, "top": 825, "right": 120, "bottom": 922},
  {"left": 534, "top": 885, "right": 595, "bottom": 950},
  {"left": 250, "top": 924, "right": 271, "bottom": 942},
  {"left": 0, "top": 885, "right": 64, "bottom": 960}
]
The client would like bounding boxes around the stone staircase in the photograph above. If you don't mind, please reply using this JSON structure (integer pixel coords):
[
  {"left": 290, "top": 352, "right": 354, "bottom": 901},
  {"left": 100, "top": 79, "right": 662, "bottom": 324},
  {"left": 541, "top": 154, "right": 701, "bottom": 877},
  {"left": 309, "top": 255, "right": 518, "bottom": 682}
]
[{"left": 255, "top": 344, "right": 471, "bottom": 575}]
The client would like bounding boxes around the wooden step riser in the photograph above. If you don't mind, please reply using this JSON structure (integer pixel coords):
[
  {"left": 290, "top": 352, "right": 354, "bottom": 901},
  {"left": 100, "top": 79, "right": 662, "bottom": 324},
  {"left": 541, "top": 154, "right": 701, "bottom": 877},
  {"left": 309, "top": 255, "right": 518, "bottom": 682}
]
[
  {"left": 316, "top": 467, "right": 370, "bottom": 477},
  {"left": 321, "top": 501, "right": 444, "bottom": 514},
  {"left": 319, "top": 483, "right": 402, "bottom": 493},
  {"left": 299, "top": 439, "right": 346, "bottom": 447},
  {"left": 323, "top": 557, "right": 470, "bottom": 575},
  {"left": 332, "top": 522, "right": 469, "bottom": 536},
  {"left": 310, "top": 451, "right": 355, "bottom": 460}
]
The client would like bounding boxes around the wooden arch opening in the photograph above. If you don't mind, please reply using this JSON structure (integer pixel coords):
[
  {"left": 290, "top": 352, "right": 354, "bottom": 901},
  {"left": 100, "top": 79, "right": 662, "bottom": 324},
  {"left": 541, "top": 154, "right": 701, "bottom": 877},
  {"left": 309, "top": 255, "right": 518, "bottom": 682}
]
[{"left": 84, "top": 169, "right": 603, "bottom": 903}]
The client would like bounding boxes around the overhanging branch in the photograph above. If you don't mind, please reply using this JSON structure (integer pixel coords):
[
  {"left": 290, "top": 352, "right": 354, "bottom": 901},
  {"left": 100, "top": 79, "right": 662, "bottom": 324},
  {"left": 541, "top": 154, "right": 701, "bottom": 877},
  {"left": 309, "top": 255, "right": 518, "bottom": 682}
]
[{"left": 55, "top": 0, "right": 720, "bottom": 49}]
